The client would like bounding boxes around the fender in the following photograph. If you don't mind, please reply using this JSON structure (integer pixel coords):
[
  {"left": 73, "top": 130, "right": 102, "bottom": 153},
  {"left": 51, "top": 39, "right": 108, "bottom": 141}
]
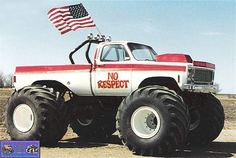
[{"left": 138, "top": 77, "right": 182, "bottom": 93}]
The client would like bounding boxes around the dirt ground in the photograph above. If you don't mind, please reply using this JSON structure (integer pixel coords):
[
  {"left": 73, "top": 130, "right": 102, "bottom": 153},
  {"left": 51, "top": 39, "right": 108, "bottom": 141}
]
[{"left": 0, "top": 89, "right": 236, "bottom": 157}]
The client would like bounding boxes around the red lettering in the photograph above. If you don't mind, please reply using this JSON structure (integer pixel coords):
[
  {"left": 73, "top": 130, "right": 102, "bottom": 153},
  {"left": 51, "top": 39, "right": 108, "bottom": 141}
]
[
  {"left": 115, "top": 81, "right": 120, "bottom": 88},
  {"left": 119, "top": 81, "right": 124, "bottom": 88},
  {"left": 111, "top": 81, "right": 115, "bottom": 88},
  {"left": 108, "top": 72, "right": 119, "bottom": 80},
  {"left": 113, "top": 72, "right": 118, "bottom": 80},
  {"left": 97, "top": 75, "right": 129, "bottom": 89},
  {"left": 98, "top": 80, "right": 103, "bottom": 88},
  {"left": 124, "top": 80, "right": 129, "bottom": 88},
  {"left": 103, "top": 81, "right": 107, "bottom": 88},
  {"left": 106, "top": 80, "right": 111, "bottom": 88}
]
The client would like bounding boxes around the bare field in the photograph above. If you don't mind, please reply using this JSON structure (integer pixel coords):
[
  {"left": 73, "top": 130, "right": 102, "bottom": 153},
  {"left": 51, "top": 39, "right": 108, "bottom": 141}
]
[{"left": 0, "top": 89, "right": 236, "bottom": 157}]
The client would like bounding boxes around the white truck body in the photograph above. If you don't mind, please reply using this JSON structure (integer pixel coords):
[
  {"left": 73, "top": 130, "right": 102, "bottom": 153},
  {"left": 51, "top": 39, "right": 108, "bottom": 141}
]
[{"left": 13, "top": 41, "right": 217, "bottom": 96}]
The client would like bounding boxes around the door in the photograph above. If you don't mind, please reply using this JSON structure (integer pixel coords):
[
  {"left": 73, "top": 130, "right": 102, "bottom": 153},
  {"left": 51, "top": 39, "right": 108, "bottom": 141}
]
[{"left": 93, "top": 44, "right": 132, "bottom": 96}]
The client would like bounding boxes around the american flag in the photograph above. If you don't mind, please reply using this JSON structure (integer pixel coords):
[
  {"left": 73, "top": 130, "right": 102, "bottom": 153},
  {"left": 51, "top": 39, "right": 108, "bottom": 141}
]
[{"left": 48, "top": 3, "right": 96, "bottom": 35}]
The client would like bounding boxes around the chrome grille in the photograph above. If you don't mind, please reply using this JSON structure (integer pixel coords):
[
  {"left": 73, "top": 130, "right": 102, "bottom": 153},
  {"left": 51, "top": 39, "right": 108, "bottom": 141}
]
[{"left": 193, "top": 69, "right": 214, "bottom": 84}]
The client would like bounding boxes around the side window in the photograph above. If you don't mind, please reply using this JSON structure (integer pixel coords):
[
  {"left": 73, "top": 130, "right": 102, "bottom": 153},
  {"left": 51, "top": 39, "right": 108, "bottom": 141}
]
[{"left": 101, "top": 45, "right": 129, "bottom": 62}]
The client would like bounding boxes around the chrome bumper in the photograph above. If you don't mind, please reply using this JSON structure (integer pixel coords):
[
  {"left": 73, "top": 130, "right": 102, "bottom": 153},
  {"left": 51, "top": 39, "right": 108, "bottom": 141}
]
[{"left": 183, "top": 84, "right": 219, "bottom": 93}]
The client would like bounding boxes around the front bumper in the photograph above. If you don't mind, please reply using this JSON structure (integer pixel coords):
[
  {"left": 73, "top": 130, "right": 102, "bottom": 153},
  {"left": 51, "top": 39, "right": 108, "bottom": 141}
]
[{"left": 183, "top": 84, "right": 219, "bottom": 93}]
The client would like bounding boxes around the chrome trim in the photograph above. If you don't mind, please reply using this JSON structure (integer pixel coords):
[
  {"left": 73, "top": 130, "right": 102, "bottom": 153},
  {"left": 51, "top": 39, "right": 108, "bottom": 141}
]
[{"left": 184, "top": 84, "right": 219, "bottom": 93}]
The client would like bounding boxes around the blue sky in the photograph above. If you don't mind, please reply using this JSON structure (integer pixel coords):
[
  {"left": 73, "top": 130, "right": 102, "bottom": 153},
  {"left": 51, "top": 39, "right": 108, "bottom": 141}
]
[{"left": 0, "top": 0, "right": 235, "bottom": 93}]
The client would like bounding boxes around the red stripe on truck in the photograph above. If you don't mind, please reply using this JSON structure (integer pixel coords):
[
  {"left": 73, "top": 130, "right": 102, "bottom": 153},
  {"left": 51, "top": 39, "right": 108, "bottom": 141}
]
[
  {"left": 15, "top": 65, "right": 91, "bottom": 73},
  {"left": 97, "top": 64, "right": 186, "bottom": 71},
  {"left": 133, "top": 64, "right": 186, "bottom": 71},
  {"left": 15, "top": 64, "right": 186, "bottom": 74}
]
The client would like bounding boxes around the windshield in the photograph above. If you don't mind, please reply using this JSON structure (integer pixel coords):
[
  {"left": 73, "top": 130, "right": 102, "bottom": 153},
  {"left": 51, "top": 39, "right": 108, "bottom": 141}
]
[{"left": 128, "top": 43, "right": 157, "bottom": 61}]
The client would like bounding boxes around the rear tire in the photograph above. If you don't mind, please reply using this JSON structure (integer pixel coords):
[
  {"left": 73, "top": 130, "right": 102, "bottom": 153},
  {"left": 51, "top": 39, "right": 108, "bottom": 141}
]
[
  {"left": 4, "top": 86, "right": 68, "bottom": 145},
  {"left": 116, "top": 86, "right": 189, "bottom": 156},
  {"left": 188, "top": 93, "right": 224, "bottom": 145},
  {"left": 70, "top": 98, "right": 116, "bottom": 139}
]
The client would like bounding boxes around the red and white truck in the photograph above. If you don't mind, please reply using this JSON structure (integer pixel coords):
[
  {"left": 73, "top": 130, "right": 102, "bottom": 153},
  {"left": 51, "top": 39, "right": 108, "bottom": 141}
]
[{"left": 4, "top": 34, "right": 224, "bottom": 156}]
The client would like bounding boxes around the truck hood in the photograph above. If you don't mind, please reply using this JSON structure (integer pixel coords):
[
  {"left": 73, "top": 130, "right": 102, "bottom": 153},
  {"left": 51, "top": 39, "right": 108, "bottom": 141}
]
[
  {"left": 156, "top": 53, "right": 193, "bottom": 63},
  {"left": 156, "top": 53, "right": 215, "bottom": 69}
]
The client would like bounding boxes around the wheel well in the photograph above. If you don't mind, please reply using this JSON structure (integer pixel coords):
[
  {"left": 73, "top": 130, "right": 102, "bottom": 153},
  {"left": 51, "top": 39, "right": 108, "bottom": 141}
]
[
  {"left": 32, "top": 80, "right": 68, "bottom": 92},
  {"left": 139, "top": 77, "right": 181, "bottom": 93}
]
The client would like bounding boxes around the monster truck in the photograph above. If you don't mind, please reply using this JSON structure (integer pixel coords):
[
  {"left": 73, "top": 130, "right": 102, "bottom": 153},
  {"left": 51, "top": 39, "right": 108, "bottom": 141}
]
[{"left": 4, "top": 34, "right": 224, "bottom": 156}]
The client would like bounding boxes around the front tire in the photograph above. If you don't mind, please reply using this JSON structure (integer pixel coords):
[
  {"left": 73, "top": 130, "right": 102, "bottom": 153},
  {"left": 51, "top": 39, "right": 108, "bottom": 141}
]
[
  {"left": 116, "top": 86, "right": 189, "bottom": 156},
  {"left": 4, "top": 86, "right": 68, "bottom": 145},
  {"left": 188, "top": 93, "right": 224, "bottom": 145}
]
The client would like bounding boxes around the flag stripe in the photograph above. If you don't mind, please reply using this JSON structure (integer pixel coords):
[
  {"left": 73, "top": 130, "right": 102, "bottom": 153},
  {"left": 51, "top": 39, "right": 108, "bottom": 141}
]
[
  {"left": 73, "top": 24, "right": 96, "bottom": 31},
  {"left": 61, "top": 28, "right": 71, "bottom": 33},
  {"left": 48, "top": 7, "right": 69, "bottom": 17},
  {"left": 69, "top": 20, "right": 94, "bottom": 28},
  {"left": 54, "top": 20, "right": 66, "bottom": 26},
  {"left": 48, "top": 3, "right": 96, "bottom": 35},
  {"left": 58, "top": 24, "right": 69, "bottom": 31},
  {"left": 67, "top": 16, "right": 92, "bottom": 23},
  {"left": 49, "top": 13, "right": 71, "bottom": 22},
  {"left": 56, "top": 22, "right": 68, "bottom": 29},
  {"left": 49, "top": 11, "right": 70, "bottom": 21},
  {"left": 53, "top": 17, "right": 93, "bottom": 28},
  {"left": 48, "top": 10, "right": 69, "bottom": 20}
]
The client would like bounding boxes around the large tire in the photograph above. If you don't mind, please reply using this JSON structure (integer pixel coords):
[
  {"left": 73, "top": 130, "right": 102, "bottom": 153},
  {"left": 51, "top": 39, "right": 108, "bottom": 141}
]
[
  {"left": 116, "top": 86, "right": 189, "bottom": 156},
  {"left": 4, "top": 86, "right": 68, "bottom": 145},
  {"left": 188, "top": 93, "right": 224, "bottom": 145},
  {"left": 69, "top": 98, "right": 116, "bottom": 139}
]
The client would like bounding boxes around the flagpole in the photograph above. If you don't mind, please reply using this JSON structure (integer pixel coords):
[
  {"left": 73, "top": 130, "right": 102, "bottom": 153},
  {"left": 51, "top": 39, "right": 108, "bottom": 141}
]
[
  {"left": 81, "top": 3, "right": 102, "bottom": 36},
  {"left": 95, "top": 26, "right": 102, "bottom": 36}
]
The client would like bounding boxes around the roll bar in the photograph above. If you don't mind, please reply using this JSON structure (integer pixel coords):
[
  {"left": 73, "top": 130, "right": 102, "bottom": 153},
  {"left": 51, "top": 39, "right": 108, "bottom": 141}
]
[
  {"left": 69, "top": 34, "right": 112, "bottom": 64},
  {"left": 69, "top": 39, "right": 100, "bottom": 64}
]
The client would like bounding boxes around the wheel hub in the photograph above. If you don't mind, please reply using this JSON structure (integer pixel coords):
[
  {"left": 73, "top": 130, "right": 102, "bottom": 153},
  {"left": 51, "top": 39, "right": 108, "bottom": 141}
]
[
  {"left": 131, "top": 106, "right": 161, "bottom": 139},
  {"left": 146, "top": 113, "right": 157, "bottom": 129},
  {"left": 76, "top": 105, "right": 95, "bottom": 126},
  {"left": 13, "top": 104, "right": 34, "bottom": 132},
  {"left": 77, "top": 115, "right": 94, "bottom": 126}
]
